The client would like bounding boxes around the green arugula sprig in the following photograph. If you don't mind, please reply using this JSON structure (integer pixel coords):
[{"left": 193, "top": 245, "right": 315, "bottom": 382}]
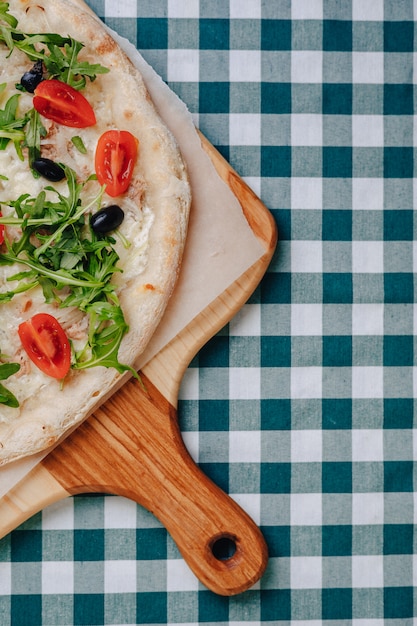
[
  {"left": 0, "top": 361, "right": 20, "bottom": 407},
  {"left": 0, "top": 3, "right": 109, "bottom": 90},
  {"left": 0, "top": 84, "right": 28, "bottom": 159},
  {"left": 0, "top": 165, "right": 135, "bottom": 376}
]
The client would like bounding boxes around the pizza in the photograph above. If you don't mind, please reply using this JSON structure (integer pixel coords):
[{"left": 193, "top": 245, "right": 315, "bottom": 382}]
[{"left": 0, "top": 0, "right": 191, "bottom": 464}]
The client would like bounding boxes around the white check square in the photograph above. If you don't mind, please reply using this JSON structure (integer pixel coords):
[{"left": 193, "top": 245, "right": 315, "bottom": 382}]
[
  {"left": 105, "top": 0, "right": 136, "bottom": 17},
  {"left": 168, "top": 0, "right": 199, "bottom": 18},
  {"left": 352, "top": 0, "right": 384, "bottom": 20},
  {"left": 179, "top": 368, "right": 199, "bottom": 400},
  {"left": 352, "top": 52, "right": 384, "bottom": 84},
  {"left": 352, "top": 493, "right": 384, "bottom": 525},
  {"left": 352, "top": 555, "right": 383, "bottom": 587},
  {"left": 105, "top": 560, "right": 136, "bottom": 593},
  {"left": 230, "top": 430, "right": 261, "bottom": 463},
  {"left": 292, "top": 51, "right": 322, "bottom": 83},
  {"left": 291, "top": 556, "right": 322, "bottom": 588},
  {"left": 352, "top": 303, "right": 384, "bottom": 335},
  {"left": 292, "top": 177, "right": 323, "bottom": 210},
  {"left": 42, "top": 562, "right": 74, "bottom": 594},
  {"left": 291, "top": 429, "right": 322, "bottom": 463},
  {"left": 352, "top": 178, "right": 383, "bottom": 212},
  {"left": 291, "top": 303, "right": 323, "bottom": 336},
  {"left": 291, "top": 241, "right": 322, "bottom": 273},
  {"left": 291, "top": 367, "right": 322, "bottom": 399},
  {"left": 352, "top": 366, "right": 383, "bottom": 398},
  {"left": 42, "top": 498, "right": 74, "bottom": 530},
  {"left": 104, "top": 496, "right": 137, "bottom": 528},
  {"left": 230, "top": 368, "right": 260, "bottom": 400},
  {"left": 167, "top": 559, "right": 199, "bottom": 591},
  {"left": 230, "top": 0, "right": 261, "bottom": 18},
  {"left": 352, "top": 115, "right": 384, "bottom": 147},
  {"left": 292, "top": 114, "right": 323, "bottom": 146},
  {"left": 352, "top": 429, "right": 383, "bottom": 462},
  {"left": 352, "top": 241, "right": 383, "bottom": 273},
  {"left": 292, "top": 0, "right": 323, "bottom": 20},
  {"left": 291, "top": 493, "right": 322, "bottom": 525},
  {"left": 229, "top": 304, "right": 261, "bottom": 336},
  {"left": 230, "top": 114, "right": 261, "bottom": 146},
  {"left": 167, "top": 49, "right": 199, "bottom": 82},
  {"left": 229, "top": 51, "right": 261, "bottom": 82},
  {"left": 0, "top": 563, "right": 11, "bottom": 594}
]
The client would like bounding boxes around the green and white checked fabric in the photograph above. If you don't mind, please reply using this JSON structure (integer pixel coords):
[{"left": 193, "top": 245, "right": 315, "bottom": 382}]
[{"left": 1, "top": 0, "right": 416, "bottom": 623}]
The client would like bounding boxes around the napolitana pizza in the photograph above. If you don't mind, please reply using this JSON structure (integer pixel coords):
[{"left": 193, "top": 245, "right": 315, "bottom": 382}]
[{"left": 0, "top": 0, "right": 191, "bottom": 464}]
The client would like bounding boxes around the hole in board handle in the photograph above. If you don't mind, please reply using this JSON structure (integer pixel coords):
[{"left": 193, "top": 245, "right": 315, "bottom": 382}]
[{"left": 211, "top": 535, "right": 237, "bottom": 561}]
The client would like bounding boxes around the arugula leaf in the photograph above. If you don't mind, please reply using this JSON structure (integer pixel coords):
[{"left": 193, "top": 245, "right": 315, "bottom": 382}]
[
  {"left": 0, "top": 2, "right": 17, "bottom": 28},
  {"left": 0, "top": 166, "right": 135, "bottom": 376},
  {"left": 0, "top": 361, "right": 20, "bottom": 407},
  {"left": 24, "top": 107, "right": 47, "bottom": 165},
  {"left": 0, "top": 89, "right": 29, "bottom": 158}
]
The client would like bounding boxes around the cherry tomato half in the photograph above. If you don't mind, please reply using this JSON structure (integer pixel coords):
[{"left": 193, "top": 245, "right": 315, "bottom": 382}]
[
  {"left": 0, "top": 212, "right": 4, "bottom": 245},
  {"left": 95, "top": 130, "right": 139, "bottom": 197},
  {"left": 33, "top": 79, "right": 96, "bottom": 128},
  {"left": 18, "top": 313, "right": 71, "bottom": 379}
]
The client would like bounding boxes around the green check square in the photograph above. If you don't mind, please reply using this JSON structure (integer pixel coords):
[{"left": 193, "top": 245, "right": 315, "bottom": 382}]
[
  {"left": 199, "top": 18, "right": 229, "bottom": 49},
  {"left": 137, "top": 592, "right": 167, "bottom": 623},
  {"left": 384, "top": 273, "right": 414, "bottom": 303},
  {"left": 261, "top": 463, "right": 291, "bottom": 493},
  {"left": 323, "top": 273, "right": 353, "bottom": 304},
  {"left": 383, "top": 336, "right": 413, "bottom": 366},
  {"left": 74, "top": 594, "right": 104, "bottom": 626},
  {"left": 261, "top": 336, "right": 291, "bottom": 367},
  {"left": 384, "top": 147, "right": 413, "bottom": 178},
  {"left": 198, "top": 590, "right": 229, "bottom": 621},
  {"left": 261, "top": 590, "right": 291, "bottom": 620},
  {"left": 261, "top": 399, "right": 291, "bottom": 430},
  {"left": 322, "top": 588, "right": 353, "bottom": 619},
  {"left": 323, "top": 20, "right": 352, "bottom": 51},
  {"left": 384, "top": 210, "right": 413, "bottom": 240},
  {"left": 384, "top": 84, "right": 413, "bottom": 115},
  {"left": 74, "top": 530, "right": 104, "bottom": 562},
  {"left": 323, "top": 147, "right": 352, "bottom": 178},
  {"left": 136, "top": 18, "right": 168, "bottom": 49},
  {"left": 322, "top": 462, "right": 352, "bottom": 493},
  {"left": 384, "top": 21, "right": 414, "bottom": 52},
  {"left": 262, "top": 20, "right": 291, "bottom": 51},
  {"left": 384, "top": 587, "right": 414, "bottom": 618},
  {"left": 199, "top": 82, "right": 229, "bottom": 113},
  {"left": 323, "top": 336, "right": 352, "bottom": 367},
  {"left": 11, "top": 596, "right": 42, "bottom": 626},
  {"left": 11, "top": 530, "right": 42, "bottom": 562},
  {"left": 323, "top": 84, "right": 352, "bottom": 115},
  {"left": 384, "top": 398, "right": 413, "bottom": 429},
  {"left": 136, "top": 528, "right": 167, "bottom": 560},
  {"left": 261, "top": 525, "right": 290, "bottom": 557},
  {"left": 322, "top": 399, "right": 352, "bottom": 429},
  {"left": 322, "top": 210, "right": 352, "bottom": 241},
  {"left": 262, "top": 83, "right": 291, "bottom": 113},
  {"left": 384, "top": 461, "right": 413, "bottom": 492},
  {"left": 322, "top": 525, "right": 352, "bottom": 556}
]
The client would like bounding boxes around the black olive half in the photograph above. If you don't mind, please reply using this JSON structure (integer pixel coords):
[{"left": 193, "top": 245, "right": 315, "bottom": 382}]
[
  {"left": 32, "top": 157, "right": 66, "bottom": 182},
  {"left": 91, "top": 205, "right": 125, "bottom": 234},
  {"left": 20, "top": 60, "right": 44, "bottom": 93}
]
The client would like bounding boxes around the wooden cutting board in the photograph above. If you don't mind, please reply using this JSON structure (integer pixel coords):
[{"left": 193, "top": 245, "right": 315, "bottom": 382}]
[{"left": 0, "top": 136, "right": 277, "bottom": 596}]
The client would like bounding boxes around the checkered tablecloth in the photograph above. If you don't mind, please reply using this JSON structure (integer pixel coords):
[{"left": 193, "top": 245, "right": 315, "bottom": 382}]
[{"left": 1, "top": 0, "right": 416, "bottom": 624}]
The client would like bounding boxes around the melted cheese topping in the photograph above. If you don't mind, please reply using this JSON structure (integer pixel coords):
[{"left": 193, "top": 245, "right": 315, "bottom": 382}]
[{"left": 0, "top": 42, "right": 153, "bottom": 424}]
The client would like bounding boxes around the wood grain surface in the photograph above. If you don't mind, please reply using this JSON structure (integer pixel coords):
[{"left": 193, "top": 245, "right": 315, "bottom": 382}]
[{"left": 0, "top": 134, "right": 277, "bottom": 595}]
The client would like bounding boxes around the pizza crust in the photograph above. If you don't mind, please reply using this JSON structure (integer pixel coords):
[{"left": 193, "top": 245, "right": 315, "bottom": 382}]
[{"left": 0, "top": 0, "right": 191, "bottom": 464}]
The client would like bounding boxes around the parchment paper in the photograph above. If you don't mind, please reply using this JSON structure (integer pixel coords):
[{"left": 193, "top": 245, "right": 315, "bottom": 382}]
[{"left": 0, "top": 17, "right": 265, "bottom": 498}]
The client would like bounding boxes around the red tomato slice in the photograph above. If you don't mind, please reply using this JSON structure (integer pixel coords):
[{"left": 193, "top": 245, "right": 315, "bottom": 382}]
[
  {"left": 18, "top": 313, "right": 71, "bottom": 379},
  {"left": 0, "top": 212, "right": 4, "bottom": 245},
  {"left": 33, "top": 79, "right": 96, "bottom": 128},
  {"left": 95, "top": 130, "right": 139, "bottom": 197}
]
